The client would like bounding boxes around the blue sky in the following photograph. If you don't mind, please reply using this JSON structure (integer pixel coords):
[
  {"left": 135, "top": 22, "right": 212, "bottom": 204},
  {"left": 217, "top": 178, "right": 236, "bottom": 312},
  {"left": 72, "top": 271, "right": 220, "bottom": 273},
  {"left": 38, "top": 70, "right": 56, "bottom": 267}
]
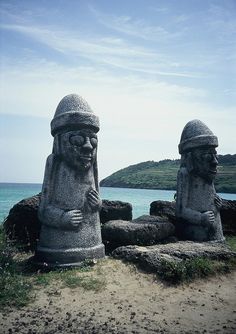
[{"left": 0, "top": 0, "right": 235, "bottom": 183}]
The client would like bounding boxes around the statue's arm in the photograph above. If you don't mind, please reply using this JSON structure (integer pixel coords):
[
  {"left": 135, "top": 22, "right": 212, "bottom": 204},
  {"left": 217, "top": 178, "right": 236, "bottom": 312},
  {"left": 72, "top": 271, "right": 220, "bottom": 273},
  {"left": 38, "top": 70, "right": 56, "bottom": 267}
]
[
  {"left": 38, "top": 155, "right": 83, "bottom": 230},
  {"left": 176, "top": 168, "right": 203, "bottom": 225},
  {"left": 38, "top": 155, "right": 63, "bottom": 227}
]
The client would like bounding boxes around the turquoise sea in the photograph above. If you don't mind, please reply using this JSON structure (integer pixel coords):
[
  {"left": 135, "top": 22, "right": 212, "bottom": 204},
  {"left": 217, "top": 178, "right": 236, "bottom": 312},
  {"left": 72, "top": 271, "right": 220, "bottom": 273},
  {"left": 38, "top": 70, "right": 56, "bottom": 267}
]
[{"left": 0, "top": 183, "right": 236, "bottom": 224}]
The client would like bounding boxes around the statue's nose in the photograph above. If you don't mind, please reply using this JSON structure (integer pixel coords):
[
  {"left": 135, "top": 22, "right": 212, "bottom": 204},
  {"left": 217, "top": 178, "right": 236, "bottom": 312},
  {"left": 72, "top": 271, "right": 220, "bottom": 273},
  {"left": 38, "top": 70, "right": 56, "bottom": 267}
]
[
  {"left": 212, "top": 155, "right": 218, "bottom": 165},
  {"left": 83, "top": 137, "right": 93, "bottom": 151}
]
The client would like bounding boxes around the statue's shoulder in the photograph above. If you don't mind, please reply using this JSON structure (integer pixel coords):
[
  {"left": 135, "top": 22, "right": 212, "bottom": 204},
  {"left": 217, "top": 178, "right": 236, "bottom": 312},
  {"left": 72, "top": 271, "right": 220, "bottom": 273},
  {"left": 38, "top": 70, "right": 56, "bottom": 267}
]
[{"left": 45, "top": 154, "right": 57, "bottom": 167}]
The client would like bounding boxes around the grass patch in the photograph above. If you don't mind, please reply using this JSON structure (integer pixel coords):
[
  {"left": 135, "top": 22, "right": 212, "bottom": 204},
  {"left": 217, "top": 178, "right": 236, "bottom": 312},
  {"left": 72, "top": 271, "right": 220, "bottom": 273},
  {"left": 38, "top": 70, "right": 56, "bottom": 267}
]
[
  {"left": 226, "top": 236, "right": 236, "bottom": 251},
  {"left": 34, "top": 263, "right": 105, "bottom": 292},
  {"left": 0, "top": 227, "right": 33, "bottom": 308},
  {"left": 158, "top": 257, "right": 235, "bottom": 284},
  {"left": 62, "top": 273, "right": 105, "bottom": 291},
  {"left": 0, "top": 271, "right": 32, "bottom": 308},
  {"left": 0, "top": 227, "right": 106, "bottom": 309}
]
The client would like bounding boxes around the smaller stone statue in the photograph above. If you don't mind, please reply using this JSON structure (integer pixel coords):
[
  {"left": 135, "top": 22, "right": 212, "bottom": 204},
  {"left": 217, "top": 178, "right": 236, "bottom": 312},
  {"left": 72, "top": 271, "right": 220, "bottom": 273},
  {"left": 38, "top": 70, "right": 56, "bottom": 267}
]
[
  {"left": 176, "top": 119, "right": 224, "bottom": 242},
  {"left": 34, "top": 94, "right": 105, "bottom": 267}
]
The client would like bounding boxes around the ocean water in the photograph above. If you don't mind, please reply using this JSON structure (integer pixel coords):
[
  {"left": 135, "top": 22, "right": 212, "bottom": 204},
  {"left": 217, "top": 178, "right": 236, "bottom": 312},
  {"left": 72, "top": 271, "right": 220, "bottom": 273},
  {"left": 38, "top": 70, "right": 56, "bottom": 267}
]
[{"left": 0, "top": 183, "right": 236, "bottom": 224}]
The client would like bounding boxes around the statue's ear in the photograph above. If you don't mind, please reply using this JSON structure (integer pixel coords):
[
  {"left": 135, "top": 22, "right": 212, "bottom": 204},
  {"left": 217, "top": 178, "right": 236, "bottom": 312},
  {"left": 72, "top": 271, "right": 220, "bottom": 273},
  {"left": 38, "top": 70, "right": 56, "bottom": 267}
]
[
  {"left": 185, "top": 152, "right": 194, "bottom": 172},
  {"left": 52, "top": 134, "right": 60, "bottom": 154}
]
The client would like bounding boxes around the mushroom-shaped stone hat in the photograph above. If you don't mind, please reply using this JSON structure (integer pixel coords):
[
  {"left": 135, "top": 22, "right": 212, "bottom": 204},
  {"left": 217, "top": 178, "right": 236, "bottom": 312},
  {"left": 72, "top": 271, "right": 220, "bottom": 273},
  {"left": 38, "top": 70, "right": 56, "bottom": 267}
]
[
  {"left": 178, "top": 119, "right": 218, "bottom": 154},
  {"left": 51, "top": 94, "right": 100, "bottom": 136}
]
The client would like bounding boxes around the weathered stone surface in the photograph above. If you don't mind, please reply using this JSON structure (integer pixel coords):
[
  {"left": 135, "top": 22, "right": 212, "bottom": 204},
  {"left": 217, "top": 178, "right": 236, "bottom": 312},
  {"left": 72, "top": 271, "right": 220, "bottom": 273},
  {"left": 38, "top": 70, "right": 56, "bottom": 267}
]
[
  {"left": 102, "top": 215, "right": 175, "bottom": 247},
  {"left": 5, "top": 194, "right": 235, "bottom": 252},
  {"left": 34, "top": 94, "right": 105, "bottom": 267},
  {"left": 100, "top": 200, "right": 132, "bottom": 224},
  {"left": 176, "top": 119, "right": 224, "bottom": 242},
  {"left": 150, "top": 200, "right": 176, "bottom": 223},
  {"left": 221, "top": 199, "right": 236, "bottom": 235},
  {"left": 113, "top": 241, "right": 236, "bottom": 273},
  {"left": 3, "top": 195, "right": 133, "bottom": 251},
  {"left": 150, "top": 199, "right": 236, "bottom": 236},
  {"left": 3, "top": 194, "right": 41, "bottom": 251}
]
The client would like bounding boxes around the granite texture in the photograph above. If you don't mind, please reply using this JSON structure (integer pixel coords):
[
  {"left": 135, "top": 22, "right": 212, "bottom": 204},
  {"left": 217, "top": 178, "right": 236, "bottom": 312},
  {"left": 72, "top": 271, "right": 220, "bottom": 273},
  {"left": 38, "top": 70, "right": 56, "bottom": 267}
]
[
  {"left": 34, "top": 94, "right": 105, "bottom": 267},
  {"left": 176, "top": 120, "right": 224, "bottom": 242},
  {"left": 101, "top": 215, "right": 175, "bottom": 247},
  {"left": 112, "top": 241, "right": 236, "bottom": 273},
  {"left": 100, "top": 200, "right": 132, "bottom": 224}
]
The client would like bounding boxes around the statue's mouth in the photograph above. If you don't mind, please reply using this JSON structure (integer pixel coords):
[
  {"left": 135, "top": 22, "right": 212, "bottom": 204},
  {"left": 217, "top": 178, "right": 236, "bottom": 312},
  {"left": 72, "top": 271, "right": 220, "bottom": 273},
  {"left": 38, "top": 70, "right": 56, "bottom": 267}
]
[
  {"left": 209, "top": 169, "right": 217, "bottom": 174},
  {"left": 80, "top": 155, "right": 92, "bottom": 161}
]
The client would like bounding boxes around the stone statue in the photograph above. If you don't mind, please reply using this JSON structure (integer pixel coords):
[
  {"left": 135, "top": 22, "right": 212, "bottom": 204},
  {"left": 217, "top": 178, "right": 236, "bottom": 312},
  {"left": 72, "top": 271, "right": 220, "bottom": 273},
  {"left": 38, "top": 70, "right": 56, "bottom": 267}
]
[
  {"left": 176, "top": 119, "right": 224, "bottom": 242},
  {"left": 34, "top": 94, "right": 105, "bottom": 267}
]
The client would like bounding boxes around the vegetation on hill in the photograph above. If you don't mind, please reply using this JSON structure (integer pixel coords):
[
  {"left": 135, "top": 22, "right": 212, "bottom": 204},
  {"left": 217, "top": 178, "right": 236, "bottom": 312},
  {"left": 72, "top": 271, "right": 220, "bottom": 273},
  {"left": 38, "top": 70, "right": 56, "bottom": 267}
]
[{"left": 100, "top": 155, "right": 236, "bottom": 193}]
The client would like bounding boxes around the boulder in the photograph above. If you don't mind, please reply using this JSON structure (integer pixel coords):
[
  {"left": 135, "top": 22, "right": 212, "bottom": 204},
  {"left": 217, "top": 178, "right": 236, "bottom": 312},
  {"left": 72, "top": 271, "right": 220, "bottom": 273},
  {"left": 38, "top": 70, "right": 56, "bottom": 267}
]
[
  {"left": 100, "top": 199, "right": 132, "bottom": 224},
  {"left": 221, "top": 199, "right": 236, "bottom": 235},
  {"left": 101, "top": 215, "right": 175, "bottom": 249},
  {"left": 113, "top": 241, "right": 236, "bottom": 274},
  {"left": 3, "top": 194, "right": 133, "bottom": 251},
  {"left": 149, "top": 200, "right": 176, "bottom": 223},
  {"left": 150, "top": 199, "right": 236, "bottom": 236},
  {"left": 3, "top": 193, "right": 41, "bottom": 251}
]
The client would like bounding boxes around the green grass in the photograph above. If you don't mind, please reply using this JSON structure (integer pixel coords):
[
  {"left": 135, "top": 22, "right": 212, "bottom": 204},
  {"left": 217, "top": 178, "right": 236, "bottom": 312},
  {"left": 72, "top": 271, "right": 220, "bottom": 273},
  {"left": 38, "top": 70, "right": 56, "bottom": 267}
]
[
  {"left": 157, "top": 237, "right": 236, "bottom": 284},
  {"left": 157, "top": 257, "right": 235, "bottom": 284},
  {"left": 1, "top": 225, "right": 236, "bottom": 308},
  {"left": 226, "top": 236, "right": 236, "bottom": 251},
  {"left": 62, "top": 274, "right": 105, "bottom": 291},
  {"left": 0, "top": 227, "right": 106, "bottom": 309},
  {"left": 0, "top": 227, "right": 33, "bottom": 308},
  {"left": 100, "top": 157, "right": 236, "bottom": 193},
  {"left": 34, "top": 264, "right": 105, "bottom": 292}
]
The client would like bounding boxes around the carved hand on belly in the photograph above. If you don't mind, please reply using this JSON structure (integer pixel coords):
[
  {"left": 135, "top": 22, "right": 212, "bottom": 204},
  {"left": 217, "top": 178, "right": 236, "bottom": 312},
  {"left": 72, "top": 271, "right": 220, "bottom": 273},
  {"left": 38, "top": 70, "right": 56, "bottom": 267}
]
[
  {"left": 201, "top": 211, "right": 215, "bottom": 227},
  {"left": 87, "top": 189, "right": 102, "bottom": 211},
  {"left": 61, "top": 209, "right": 83, "bottom": 230}
]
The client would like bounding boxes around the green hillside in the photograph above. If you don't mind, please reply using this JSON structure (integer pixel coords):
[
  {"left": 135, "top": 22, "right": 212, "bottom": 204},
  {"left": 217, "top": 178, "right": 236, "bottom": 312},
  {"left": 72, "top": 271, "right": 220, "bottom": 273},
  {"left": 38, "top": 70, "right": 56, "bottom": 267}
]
[{"left": 100, "top": 155, "right": 236, "bottom": 193}]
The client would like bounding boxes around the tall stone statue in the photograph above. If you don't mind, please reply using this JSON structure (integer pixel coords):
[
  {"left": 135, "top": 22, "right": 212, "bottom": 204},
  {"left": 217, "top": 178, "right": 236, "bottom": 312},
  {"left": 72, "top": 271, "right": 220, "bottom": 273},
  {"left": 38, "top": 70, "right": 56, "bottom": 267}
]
[
  {"left": 34, "top": 94, "right": 105, "bottom": 267},
  {"left": 176, "top": 119, "right": 224, "bottom": 242}
]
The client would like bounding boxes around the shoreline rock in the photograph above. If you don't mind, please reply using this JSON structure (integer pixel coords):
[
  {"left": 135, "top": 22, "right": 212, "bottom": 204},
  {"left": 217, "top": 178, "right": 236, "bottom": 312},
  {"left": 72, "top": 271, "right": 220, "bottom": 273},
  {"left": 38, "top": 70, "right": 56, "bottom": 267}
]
[
  {"left": 113, "top": 241, "right": 236, "bottom": 274},
  {"left": 3, "top": 194, "right": 133, "bottom": 251},
  {"left": 101, "top": 215, "right": 175, "bottom": 249}
]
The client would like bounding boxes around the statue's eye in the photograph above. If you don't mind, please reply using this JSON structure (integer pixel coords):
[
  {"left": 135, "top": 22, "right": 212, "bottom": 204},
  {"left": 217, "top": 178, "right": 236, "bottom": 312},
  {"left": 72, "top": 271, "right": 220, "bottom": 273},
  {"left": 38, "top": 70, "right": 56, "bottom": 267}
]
[
  {"left": 70, "top": 135, "right": 84, "bottom": 146},
  {"left": 90, "top": 137, "right": 98, "bottom": 147},
  {"left": 202, "top": 153, "right": 216, "bottom": 162}
]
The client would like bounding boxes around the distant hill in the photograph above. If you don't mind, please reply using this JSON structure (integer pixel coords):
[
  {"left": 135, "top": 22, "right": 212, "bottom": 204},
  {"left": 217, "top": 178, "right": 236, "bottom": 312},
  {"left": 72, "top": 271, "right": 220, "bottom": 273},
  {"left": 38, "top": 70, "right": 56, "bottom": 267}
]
[{"left": 100, "top": 155, "right": 236, "bottom": 193}]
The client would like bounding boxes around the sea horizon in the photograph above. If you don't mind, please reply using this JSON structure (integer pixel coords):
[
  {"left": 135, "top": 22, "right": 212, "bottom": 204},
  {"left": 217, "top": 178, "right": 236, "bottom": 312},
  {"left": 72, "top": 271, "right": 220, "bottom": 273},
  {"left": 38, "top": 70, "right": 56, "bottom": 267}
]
[{"left": 1, "top": 182, "right": 236, "bottom": 224}]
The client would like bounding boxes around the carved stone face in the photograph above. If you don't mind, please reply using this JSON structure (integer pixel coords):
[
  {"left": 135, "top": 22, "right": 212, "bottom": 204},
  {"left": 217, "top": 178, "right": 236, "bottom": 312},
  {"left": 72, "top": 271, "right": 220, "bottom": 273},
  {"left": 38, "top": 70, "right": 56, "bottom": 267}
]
[
  {"left": 59, "top": 129, "right": 97, "bottom": 170},
  {"left": 191, "top": 146, "right": 218, "bottom": 182}
]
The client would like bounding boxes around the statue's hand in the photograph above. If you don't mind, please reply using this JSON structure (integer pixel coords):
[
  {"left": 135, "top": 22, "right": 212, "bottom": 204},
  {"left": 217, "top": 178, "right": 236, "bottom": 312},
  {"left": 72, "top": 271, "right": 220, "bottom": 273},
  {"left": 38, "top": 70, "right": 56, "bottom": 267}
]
[
  {"left": 88, "top": 189, "right": 102, "bottom": 210},
  {"left": 214, "top": 195, "right": 222, "bottom": 209},
  {"left": 201, "top": 211, "right": 215, "bottom": 227},
  {"left": 62, "top": 209, "right": 83, "bottom": 230}
]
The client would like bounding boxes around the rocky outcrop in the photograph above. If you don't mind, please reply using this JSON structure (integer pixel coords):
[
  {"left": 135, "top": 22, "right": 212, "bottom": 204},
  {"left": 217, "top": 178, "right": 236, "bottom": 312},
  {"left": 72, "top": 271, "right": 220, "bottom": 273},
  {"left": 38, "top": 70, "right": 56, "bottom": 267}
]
[
  {"left": 150, "top": 200, "right": 176, "bottom": 223},
  {"left": 101, "top": 215, "right": 175, "bottom": 250},
  {"left": 100, "top": 200, "right": 132, "bottom": 224},
  {"left": 221, "top": 199, "right": 236, "bottom": 235},
  {"left": 3, "top": 194, "right": 41, "bottom": 251},
  {"left": 150, "top": 199, "right": 236, "bottom": 235},
  {"left": 113, "top": 241, "right": 236, "bottom": 274},
  {"left": 3, "top": 194, "right": 133, "bottom": 251},
  {"left": 3, "top": 195, "right": 236, "bottom": 252}
]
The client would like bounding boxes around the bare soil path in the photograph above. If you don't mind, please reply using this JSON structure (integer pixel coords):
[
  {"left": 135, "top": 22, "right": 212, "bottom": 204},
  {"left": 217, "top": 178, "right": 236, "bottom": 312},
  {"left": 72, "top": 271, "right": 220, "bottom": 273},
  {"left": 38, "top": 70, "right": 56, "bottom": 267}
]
[{"left": 1, "top": 258, "right": 236, "bottom": 334}]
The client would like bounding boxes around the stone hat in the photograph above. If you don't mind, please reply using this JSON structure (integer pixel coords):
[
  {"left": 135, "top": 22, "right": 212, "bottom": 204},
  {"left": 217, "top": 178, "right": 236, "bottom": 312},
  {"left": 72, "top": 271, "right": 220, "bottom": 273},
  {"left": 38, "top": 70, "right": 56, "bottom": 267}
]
[
  {"left": 51, "top": 94, "right": 100, "bottom": 136},
  {"left": 178, "top": 119, "right": 218, "bottom": 154}
]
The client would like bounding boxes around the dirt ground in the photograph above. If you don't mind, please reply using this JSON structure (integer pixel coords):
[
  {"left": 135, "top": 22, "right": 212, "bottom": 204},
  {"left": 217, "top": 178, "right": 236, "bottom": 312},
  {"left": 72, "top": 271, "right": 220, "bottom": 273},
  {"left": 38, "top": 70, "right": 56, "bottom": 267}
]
[{"left": 1, "top": 258, "right": 236, "bottom": 334}]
